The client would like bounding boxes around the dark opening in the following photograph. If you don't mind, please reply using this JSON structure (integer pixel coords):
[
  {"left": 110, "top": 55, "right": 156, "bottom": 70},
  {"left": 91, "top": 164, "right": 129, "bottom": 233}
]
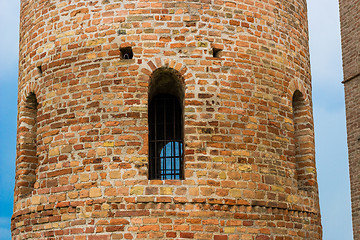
[
  {"left": 37, "top": 66, "right": 43, "bottom": 76},
  {"left": 120, "top": 47, "right": 133, "bottom": 60},
  {"left": 149, "top": 94, "right": 184, "bottom": 180},
  {"left": 212, "top": 48, "right": 222, "bottom": 58}
]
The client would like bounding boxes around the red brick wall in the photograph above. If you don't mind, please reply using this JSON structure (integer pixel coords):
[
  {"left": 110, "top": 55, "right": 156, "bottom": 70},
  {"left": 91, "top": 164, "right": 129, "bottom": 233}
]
[
  {"left": 339, "top": 0, "right": 360, "bottom": 238},
  {"left": 339, "top": 0, "right": 360, "bottom": 81},
  {"left": 344, "top": 77, "right": 360, "bottom": 239},
  {"left": 12, "top": 0, "right": 322, "bottom": 239}
]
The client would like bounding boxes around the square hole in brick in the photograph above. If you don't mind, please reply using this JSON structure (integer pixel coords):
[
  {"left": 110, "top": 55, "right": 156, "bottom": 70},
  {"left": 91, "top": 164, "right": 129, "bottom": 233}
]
[
  {"left": 37, "top": 66, "right": 43, "bottom": 76},
  {"left": 120, "top": 47, "right": 133, "bottom": 60},
  {"left": 212, "top": 48, "right": 223, "bottom": 58}
]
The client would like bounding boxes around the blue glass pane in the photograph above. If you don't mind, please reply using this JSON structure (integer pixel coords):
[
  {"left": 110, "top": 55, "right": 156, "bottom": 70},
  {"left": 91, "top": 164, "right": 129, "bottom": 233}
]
[{"left": 160, "top": 142, "right": 183, "bottom": 179}]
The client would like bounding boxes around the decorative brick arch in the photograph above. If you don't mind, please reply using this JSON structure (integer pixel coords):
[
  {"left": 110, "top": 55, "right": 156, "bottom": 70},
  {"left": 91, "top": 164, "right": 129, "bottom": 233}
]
[
  {"left": 288, "top": 78, "right": 308, "bottom": 105},
  {"left": 19, "top": 81, "right": 40, "bottom": 104},
  {"left": 139, "top": 58, "right": 193, "bottom": 85}
]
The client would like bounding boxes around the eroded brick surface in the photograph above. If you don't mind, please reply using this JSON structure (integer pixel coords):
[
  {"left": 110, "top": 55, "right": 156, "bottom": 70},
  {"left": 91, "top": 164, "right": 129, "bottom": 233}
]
[{"left": 13, "top": 0, "right": 322, "bottom": 239}]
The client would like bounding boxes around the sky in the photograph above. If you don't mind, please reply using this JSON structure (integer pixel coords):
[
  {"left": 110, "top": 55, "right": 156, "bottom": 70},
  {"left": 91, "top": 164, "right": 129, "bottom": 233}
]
[{"left": 0, "top": 0, "right": 352, "bottom": 239}]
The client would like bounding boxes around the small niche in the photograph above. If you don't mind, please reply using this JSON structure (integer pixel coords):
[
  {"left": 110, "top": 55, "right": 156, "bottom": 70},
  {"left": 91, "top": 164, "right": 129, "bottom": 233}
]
[
  {"left": 212, "top": 48, "right": 223, "bottom": 58},
  {"left": 37, "top": 66, "right": 43, "bottom": 76},
  {"left": 292, "top": 90, "right": 315, "bottom": 192},
  {"left": 120, "top": 47, "right": 133, "bottom": 60},
  {"left": 16, "top": 92, "right": 39, "bottom": 198}
]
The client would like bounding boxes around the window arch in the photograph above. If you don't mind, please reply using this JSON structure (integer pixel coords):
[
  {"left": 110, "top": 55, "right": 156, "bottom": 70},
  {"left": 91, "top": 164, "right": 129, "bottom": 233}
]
[
  {"left": 292, "top": 90, "right": 316, "bottom": 191},
  {"left": 148, "top": 68, "right": 184, "bottom": 180},
  {"left": 16, "top": 92, "right": 39, "bottom": 198}
]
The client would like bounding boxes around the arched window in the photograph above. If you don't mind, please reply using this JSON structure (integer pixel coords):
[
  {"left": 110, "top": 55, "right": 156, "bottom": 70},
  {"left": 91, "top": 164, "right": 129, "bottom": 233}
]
[
  {"left": 148, "top": 68, "right": 184, "bottom": 180},
  {"left": 16, "top": 92, "right": 38, "bottom": 198},
  {"left": 292, "top": 90, "right": 315, "bottom": 191}
]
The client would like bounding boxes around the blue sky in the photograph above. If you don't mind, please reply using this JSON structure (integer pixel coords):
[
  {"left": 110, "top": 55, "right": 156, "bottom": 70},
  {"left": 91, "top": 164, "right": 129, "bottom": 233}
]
[
  {"left": 0, "top": 0, "right": 352, "bottom": 239},
  {"left": 307, "top": 0, "right": 352, "bottom": 238}
]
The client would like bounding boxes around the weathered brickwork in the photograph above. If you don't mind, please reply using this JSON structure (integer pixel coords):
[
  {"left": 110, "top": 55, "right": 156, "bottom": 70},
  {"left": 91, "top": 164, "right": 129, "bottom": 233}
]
[
  {"left": 12, "top": 0, "right": 322, "bottom": 239},
  {"left": 339, "top": 0, "right": 360, "bottom": 81},
  {"left": 343, "top": 76, "right": 360, "bottom": 239},
  {"left": 339, "top": 0, "right": 360, "bottom": 239}
]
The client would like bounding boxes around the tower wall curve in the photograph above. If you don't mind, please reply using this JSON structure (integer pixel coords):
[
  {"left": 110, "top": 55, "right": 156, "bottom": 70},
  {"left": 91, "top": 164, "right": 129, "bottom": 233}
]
[{"left": 13, "top": 0, "right": 322, "bottom": 239}]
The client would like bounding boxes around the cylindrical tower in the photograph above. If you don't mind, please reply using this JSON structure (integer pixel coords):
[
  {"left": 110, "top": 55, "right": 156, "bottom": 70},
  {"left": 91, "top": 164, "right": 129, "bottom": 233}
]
[{"left": 13, "top": 0, "right": 322, "bottom": 239}]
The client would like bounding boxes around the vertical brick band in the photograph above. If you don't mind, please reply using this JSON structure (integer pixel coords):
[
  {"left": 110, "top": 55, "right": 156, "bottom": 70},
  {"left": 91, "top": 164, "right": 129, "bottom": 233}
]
[{"left": 339, "top": 0, "right": 360, "bottom": 238}]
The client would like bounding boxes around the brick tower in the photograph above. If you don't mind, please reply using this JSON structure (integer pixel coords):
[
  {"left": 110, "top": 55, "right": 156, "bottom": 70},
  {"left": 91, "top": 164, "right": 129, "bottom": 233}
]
[
  {"left": 339, "top": 0, "right": 360, "bottom": 239},
  {"left": 12, "top": 0, "right": 322, "bottom": 239}
]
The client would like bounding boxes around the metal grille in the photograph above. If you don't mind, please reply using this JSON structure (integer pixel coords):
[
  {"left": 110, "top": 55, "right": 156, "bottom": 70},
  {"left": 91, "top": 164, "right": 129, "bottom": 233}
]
[{"left": 149, "top": 94, "right": 183, "bottom": 180}]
